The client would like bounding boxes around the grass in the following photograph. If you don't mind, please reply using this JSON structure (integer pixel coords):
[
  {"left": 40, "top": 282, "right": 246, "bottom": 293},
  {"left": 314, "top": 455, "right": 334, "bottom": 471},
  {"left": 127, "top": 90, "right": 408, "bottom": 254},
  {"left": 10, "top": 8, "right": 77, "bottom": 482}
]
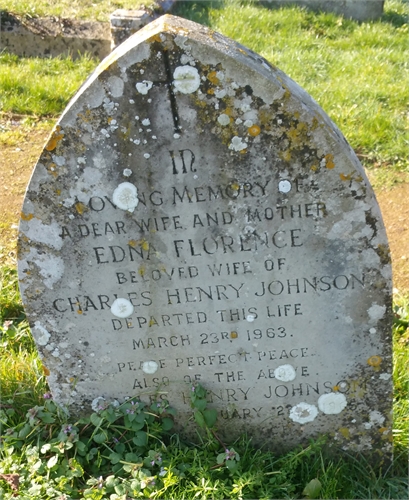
[
  {"left": 0, "top": 52, "right": 98, "bottom": 117},
  {"left": 1, "top": 0, "right": 157, "bottom": 22}
]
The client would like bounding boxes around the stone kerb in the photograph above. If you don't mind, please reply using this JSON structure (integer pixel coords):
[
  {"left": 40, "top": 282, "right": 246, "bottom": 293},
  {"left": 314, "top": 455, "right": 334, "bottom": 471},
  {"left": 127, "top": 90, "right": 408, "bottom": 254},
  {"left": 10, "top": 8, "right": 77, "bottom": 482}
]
[
  {"left": 18, "top": 14, "right": 393, "bottom": 465},
  {"left": 262, "top": 0, "right": 385, "bottom": 21}
]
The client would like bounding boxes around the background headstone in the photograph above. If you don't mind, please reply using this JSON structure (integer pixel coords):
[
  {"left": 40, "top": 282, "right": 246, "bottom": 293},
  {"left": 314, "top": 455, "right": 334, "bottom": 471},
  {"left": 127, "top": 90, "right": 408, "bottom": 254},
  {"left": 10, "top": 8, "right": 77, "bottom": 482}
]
[{"left": 18, "top": 15, "right": 392, "bottom": 462}]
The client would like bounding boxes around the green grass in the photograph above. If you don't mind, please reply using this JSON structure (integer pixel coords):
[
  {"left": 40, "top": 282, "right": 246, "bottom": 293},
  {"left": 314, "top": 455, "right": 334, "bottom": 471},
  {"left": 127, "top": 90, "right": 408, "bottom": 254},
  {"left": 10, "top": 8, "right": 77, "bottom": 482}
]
[
  {"left": 0, "top": 53, "right": 98, "bottom": 117},
  {"left": 1, "top": 0, "right": 156, "bottom": 22}
]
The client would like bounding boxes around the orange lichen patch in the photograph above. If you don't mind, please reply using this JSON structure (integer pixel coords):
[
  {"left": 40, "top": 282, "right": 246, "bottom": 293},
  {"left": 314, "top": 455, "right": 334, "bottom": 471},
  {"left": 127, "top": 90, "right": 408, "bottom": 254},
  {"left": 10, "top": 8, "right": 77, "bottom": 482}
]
[
  {"left": 367, "top": 355, "right": 382, "bottom": 367},
  {"left": 310, "top": 165, "right": 318, "bottom": 171},
  {"left": 230, "top": 331, "right": 238, "bottom": 339},
  {"left": 240, "top": 149, "right": 247, "bottom": 155},
  {"left": 207, "top": 88, "right": 215, "bottom": 95},
  {"left": 141, "top": 240, "right": 150, "bottom": 251},
  {"left": 231, "top": 182, "right": 240, "bottom": 191},
  {"left": 280, "top": 150, "right": 292, "bottom": 162},
  {"left": 148, "top": 34, "right": 162, "bottom": 43},
  {"left": 340, "top": 173, "right": 352, "bottom": 181},
  {"left": 338, "top": 427, "right": 350, "bottom": 439},
  {"left": 77, "top": 310, "right": 83, "bottom": 315},
  {"left": 207, "top": 71, "right": 219, "bottom": 85},
  {"left": 75, "top": 202, "right": 88, "bottom": 215},
  {"left": 287, "top": 127, "right": 299, "bottom": 141},
  {"left": 325, "top": 154, "right": 335, "bottom": 169},
  {"left": 138, "top": 265, "right": 146, "bottom": 276},
  {"left": 21, "top": 212, "right": 34, "bottom": 221},
  {"left": 55, "top": 189, "right": 61, "bottom": 195},
  {"left": 332, "top": 385, "right": 340, "bottom": 392},
  {"left": 248, "top": 124, "right": 261, "bottom": 137},
  {"left": 130, "top": 239, "right": 150, "bottom": 251},
  {"left": 311, "top": 116, "right": 320, "bottom": 130},
  {"left": 379, "top": 427, "right": 389, "bottom": 434},
  {"left": 42, "top": 365, "right": 50, "bottom": 376},
  {"left": 149, "top": 318, "right": 156, "bottom": 327},
  {"left": 45, "top": 126, "right": 64, "bottom": 151}
]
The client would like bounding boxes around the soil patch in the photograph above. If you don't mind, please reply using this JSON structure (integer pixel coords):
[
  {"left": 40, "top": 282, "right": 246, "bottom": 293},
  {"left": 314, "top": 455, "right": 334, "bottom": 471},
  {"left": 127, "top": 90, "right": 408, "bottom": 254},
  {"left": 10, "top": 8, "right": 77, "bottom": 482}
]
[{"left": 1, "top": 121, "right": 408, "bottom": 293}]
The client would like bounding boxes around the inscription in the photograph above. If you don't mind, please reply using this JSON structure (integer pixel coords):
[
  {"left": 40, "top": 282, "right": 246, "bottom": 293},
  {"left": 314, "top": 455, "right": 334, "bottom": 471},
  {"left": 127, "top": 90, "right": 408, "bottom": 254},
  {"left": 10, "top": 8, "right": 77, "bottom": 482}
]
[{"left": 41, "top": 147, "right": 370, "bottom": 420}]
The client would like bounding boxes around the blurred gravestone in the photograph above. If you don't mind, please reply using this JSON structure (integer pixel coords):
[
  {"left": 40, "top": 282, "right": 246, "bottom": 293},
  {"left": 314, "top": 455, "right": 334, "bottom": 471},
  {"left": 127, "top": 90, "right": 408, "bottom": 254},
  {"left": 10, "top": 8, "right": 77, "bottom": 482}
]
[{"left": 18, "top": 15, "right": 392, "bottom": 463}]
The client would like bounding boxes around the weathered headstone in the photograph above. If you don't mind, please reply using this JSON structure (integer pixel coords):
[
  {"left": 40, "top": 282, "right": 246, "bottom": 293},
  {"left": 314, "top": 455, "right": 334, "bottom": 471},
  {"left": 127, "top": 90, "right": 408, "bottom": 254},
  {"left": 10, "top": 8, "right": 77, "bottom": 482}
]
[{"left": 18, "top": 15, "right": 392, "bottom": 462}]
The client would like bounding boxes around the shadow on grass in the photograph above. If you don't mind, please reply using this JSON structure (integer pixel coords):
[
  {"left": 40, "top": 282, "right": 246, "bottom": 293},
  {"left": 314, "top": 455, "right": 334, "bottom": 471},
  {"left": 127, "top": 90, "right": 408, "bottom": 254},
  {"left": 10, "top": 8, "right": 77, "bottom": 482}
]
[
  {"left": 171, "top": 0, "right": 226, "bottom": 26},
  {"left": 381, "top": 8, "right": 408, "bottom": 28}
]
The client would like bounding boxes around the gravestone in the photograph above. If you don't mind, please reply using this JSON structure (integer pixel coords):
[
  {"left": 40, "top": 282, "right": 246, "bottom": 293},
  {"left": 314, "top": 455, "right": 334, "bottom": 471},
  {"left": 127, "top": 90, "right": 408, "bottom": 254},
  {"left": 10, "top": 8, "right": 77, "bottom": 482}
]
[{"left": 18, "top": 15, "right": 392, "bottom": 462}]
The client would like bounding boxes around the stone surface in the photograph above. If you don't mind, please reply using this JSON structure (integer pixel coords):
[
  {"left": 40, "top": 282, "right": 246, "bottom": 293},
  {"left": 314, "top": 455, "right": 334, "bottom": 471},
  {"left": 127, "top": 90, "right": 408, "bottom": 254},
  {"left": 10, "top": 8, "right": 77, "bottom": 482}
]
[
  {"left": 110, "top": 10, "right": 158, "bottom": 49},
  {"left": 18, "top": 15, "right": 392, "bottom": 462},
  {"left": 0, "top": 13, "right": 111, "bottom": 60},
  {"left": 262, "top": 0, "right": 384, "bottom": 21}
]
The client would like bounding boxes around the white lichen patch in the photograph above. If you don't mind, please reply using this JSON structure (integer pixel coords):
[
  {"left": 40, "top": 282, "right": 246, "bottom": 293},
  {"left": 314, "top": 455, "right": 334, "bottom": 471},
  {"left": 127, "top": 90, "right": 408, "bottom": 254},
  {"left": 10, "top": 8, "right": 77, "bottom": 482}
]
[
  {"left": 173, "top": 66, "right": 200, "bottom": 94},
  {"left": 123, "top": 168, "right": 132, "bottom": 177},
  {"left": 142, "top": 360, "right": 159, "bottom": 374},
  {"left": 215, "top": 89, "right": 226, "bottom": 99},
  {"left": 274, "top": 364, "right": 296, "bottom": 382},
  {"left": 34, "top": 322, "right": 51, "bottom": 346},
  {"left": 111, "top": 298, "right": 134, "bottom": 318},
  {"left": 246, "top": 314, "right": 255, "bottom": 322},
  {"left": 142, "top": 118, "right": 150, "bottom": 126},
  {"left": 112, "top": 182, "right": 139, "bottom": 212},
  {"left": 20, "top": 219, "right": 63, "bottom": 250},
  {"left": 289, "top": 402, "right": 318, "bottom": 424},
  {"left": 174, "top": 35, "right": 191, "bottom": 52},
  {"left": 107, "top": 76, "right": 124, "bottom": 98},
  {"left": 218, "top": 114, "right": 230, "bottom": 126},
  {"left": 91, "top": 396, "right": 106, "bottom": 412},
  {"left": 278, "top": 180, "right": 292, "bottom": 193},
  {"left": 229, "top": 136, "right": 247, "bottom": 151},
  {"left": 369, "top": 410, "right": 386, "bottom": 426},
  {"left": 318, "top": 393, "right": 347, "bottom": 414},
  {"left": 52, "top": 155, "right": 66, "bottom": 166},
  {"left": 379, "top": 373, "right": 391, "bottom": 380},
  {"left": 368, "top": 304, "right": 386, "bottom": 321},
  {"left": 38, "top": 254, "right": 65, "bottom": 289},
  {"left": 136, "top": 80, "right": 153, "bottom": 95}
]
